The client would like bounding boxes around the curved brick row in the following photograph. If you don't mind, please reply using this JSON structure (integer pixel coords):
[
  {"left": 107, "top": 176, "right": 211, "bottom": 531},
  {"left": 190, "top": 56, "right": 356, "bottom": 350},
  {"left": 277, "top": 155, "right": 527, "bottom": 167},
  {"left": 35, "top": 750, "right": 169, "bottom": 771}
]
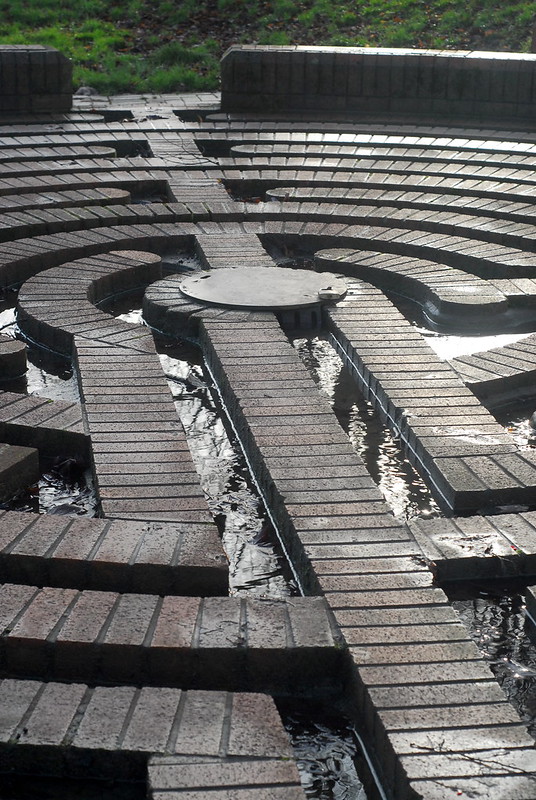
[
  {"left": 263, "top": 200, "right": 536, "bottom": 254},
  {"left": 222, "top": 165, "right": 536, "bottom": 203},
  {"left": 315, "top": 247, "right": 508, "bottom": 327},
  {"left": 0, "top": 133, "right": 145, "bottom": 150},
  {"left": 0, "top": 167, "right": 227, "bottom": 205},
  {"left": 267, "top": 185, "right": 536, "bottom": 228},
  {"left": 0, "top": 202, "right": 204, "bottom": 245},
  {"left": 221, "top": 154, "right": 536, "bottom": 189},
  {"left": 228, "top": 142, "right": 536, "bottom": 167},
  {"left": 0, "top": 145, "right": 117, "bottom": 162},
  {"left": 0, "top": 154, "right": 216, "bottom": 180},
  {"left": 449, "top": 333, "right": 536, "bottom": 398},
  {"left": 5, "top": 199, "right": 536, "bottom": 274},
  {"left": 0, "top": 187, "right": 131, "bottom": 214},
  {"left": 230, "top": 144, "right": 536, "bottom": 184},
  {"left": 3, "top": 220, "right": 536, "bottom": 297},
  {"left": 198, "top": 120, "right": 536, "bottom": 147},
  {"left": 0, "top": 390, "right": 86, "bottom": 455},
  {"left": 17, "top": 249, "right": 164, "bottom": 354}
]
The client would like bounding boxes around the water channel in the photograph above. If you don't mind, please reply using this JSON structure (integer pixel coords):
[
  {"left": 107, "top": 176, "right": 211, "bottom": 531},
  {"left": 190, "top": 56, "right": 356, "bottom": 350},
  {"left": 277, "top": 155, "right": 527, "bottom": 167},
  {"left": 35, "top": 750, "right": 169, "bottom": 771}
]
[{"left": 448, "top": 582, "right": 536, "bottom": 739}]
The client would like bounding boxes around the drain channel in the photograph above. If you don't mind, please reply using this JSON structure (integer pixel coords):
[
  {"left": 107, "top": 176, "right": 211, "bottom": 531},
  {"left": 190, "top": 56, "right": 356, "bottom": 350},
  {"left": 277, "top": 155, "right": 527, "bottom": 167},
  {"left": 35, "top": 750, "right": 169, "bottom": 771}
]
[
  {"left": 448, "top": 581, "right": 536, "bottom": 739},
  {"left": 279, "top": 702, "right": 373, "bottom": 800},
  {"left": 293, "top": 334, "right": 440, "bottom": 521},
  {"left": 156, "top": 336, "right": 298, "bottom": 598}
]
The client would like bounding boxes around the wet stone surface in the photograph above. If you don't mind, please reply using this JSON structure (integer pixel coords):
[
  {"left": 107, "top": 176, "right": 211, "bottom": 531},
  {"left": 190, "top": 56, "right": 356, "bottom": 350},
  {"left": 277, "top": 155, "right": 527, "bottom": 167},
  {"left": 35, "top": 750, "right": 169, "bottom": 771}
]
[
  {"left": 449, "top": 583, "right": 536, "bottom": 738},
  {"left": 6, "top": 77, "right": 536, "bottom": 799},
  {"left": 294, "top": 335, "right": 441, "bottom": 521},
  {"left": 156, "top": 337, "right": 296, "bottom": 598}
]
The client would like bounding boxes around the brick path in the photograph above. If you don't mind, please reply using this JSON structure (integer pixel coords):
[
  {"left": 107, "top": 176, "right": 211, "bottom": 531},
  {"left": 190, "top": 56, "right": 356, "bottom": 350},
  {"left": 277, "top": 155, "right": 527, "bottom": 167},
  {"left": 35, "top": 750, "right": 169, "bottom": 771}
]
[{"left": 0, "top": 73, "right": 536, "bottom": 799}]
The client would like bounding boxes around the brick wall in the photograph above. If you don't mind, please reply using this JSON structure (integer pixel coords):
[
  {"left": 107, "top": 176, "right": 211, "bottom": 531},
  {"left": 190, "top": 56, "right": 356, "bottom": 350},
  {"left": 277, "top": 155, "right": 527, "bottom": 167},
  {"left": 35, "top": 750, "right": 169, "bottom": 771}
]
[
  {"left": 221, "top": 45, "right": 536, "bottom": 119},
  {"left": 0, "top": 45, "right": 72, "bottom": 113}
]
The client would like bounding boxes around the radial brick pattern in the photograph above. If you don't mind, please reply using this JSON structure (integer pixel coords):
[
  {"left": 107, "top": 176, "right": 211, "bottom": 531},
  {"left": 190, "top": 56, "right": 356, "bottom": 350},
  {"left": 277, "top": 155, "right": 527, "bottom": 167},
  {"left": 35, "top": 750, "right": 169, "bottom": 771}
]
[{"left": 2, "top": 47, "right": 536, "bottom": 800}]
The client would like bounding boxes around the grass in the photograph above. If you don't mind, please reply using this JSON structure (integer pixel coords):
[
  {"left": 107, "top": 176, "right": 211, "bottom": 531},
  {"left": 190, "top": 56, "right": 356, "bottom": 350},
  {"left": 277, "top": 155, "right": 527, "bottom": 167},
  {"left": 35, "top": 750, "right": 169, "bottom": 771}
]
[{"left": 0, "top": 0, "right": 534, "bottom": 93}]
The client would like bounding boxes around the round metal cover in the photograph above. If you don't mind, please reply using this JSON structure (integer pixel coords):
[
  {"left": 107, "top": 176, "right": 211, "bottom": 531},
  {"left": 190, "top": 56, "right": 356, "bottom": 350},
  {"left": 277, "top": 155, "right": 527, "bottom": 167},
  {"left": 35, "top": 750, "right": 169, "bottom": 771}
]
[{"left": 179, "top": 267, "right": 347, "bottom": 310}]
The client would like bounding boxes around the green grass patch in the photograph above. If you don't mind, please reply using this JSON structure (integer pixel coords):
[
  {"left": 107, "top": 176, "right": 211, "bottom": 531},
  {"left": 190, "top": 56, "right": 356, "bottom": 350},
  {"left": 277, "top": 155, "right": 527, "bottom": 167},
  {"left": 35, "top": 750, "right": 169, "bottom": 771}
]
[{"left": 0, "top": 0, "right": 534, "bottom": 93}]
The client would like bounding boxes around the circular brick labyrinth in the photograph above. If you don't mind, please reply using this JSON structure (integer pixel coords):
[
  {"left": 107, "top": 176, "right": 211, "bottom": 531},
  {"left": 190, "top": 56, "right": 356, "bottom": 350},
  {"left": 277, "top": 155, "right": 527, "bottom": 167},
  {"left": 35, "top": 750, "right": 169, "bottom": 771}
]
[{"left": 1, "top": 89, "right": 536, "bottom": 799}]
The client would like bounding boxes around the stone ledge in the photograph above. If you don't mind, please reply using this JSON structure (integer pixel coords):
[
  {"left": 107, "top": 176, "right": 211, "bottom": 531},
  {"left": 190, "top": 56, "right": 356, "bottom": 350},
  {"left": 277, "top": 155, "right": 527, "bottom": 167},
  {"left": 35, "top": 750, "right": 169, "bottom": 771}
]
[
  {"left": 0, "top": 680, "right": 301, "bottom": 792},
  {"left": 0, "top": 512, "right": 227, "bottom": 596},
  {"left": 148, "top": 756, "right": 305, "bottom": 799},
  {"left": 0, "top": 585, "right": 343, "bottom": 694},
  {"left": 0, "top": 391, "right": 86, "bottom": 456}
]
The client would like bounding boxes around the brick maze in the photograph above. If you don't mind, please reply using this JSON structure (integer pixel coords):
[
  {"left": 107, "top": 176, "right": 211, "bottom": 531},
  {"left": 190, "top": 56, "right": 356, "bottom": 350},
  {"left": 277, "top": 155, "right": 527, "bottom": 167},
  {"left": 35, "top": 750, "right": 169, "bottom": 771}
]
[{"left": 1, "top": 45, "right": 536, "bottom": 799}]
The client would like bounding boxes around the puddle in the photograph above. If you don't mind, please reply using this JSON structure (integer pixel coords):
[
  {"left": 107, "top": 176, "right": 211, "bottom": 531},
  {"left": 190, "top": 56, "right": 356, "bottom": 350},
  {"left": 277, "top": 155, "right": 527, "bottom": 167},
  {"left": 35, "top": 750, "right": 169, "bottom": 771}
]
[
  {"left": 294, "top": 335, "right": 440, "bottom": 521},
  {"left": 280, "top": 703, "right": 371, "bottom": 800},
  {"left": 449, "top": 584, "right": 536, "bottom": 738}
]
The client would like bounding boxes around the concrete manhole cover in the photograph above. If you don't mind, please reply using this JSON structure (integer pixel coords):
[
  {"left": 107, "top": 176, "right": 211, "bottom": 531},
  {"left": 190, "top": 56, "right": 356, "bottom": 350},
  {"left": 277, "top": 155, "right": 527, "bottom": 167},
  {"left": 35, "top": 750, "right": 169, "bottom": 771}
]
[{"left": 179, "top": 267, "right": 347, "bottom": 310}]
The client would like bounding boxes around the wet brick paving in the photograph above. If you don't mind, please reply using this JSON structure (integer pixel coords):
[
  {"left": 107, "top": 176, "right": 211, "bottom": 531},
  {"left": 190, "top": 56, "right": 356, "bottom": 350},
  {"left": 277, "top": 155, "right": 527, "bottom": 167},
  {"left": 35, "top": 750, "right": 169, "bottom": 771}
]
[{"left": 2, "top": 45, "right": 536, "bottom": 799}]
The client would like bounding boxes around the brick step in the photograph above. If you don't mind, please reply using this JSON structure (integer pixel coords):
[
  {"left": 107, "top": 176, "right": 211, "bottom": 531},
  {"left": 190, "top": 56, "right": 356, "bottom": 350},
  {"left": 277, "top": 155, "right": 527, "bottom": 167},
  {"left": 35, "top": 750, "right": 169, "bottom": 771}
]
[
  {"left": 0, "top": 585, "right": 342, "bottom": 693},
  {"left": 148, "top": 756, "right": 305, "bottom": 799},
  {"left": 410, "top": 509, "right": 536, "bottom": 582},
  {"left": 0, "top": 512, "right": 227, "bottom": 596},
  {"left": 0, "top": 390, "right": 86, "bottom": 456},
  {"left": 0, "top": 677, "right": 302, "bottom": 795}
]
